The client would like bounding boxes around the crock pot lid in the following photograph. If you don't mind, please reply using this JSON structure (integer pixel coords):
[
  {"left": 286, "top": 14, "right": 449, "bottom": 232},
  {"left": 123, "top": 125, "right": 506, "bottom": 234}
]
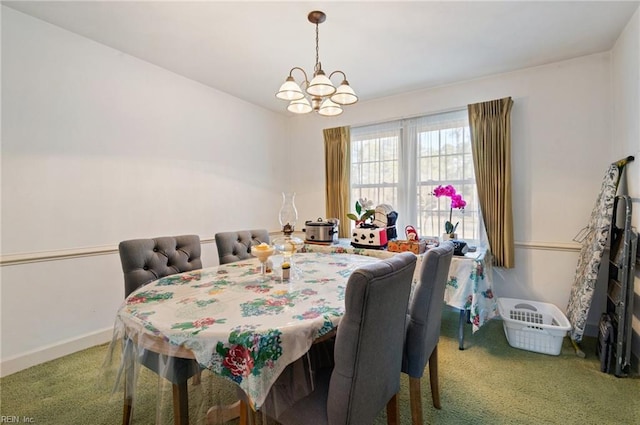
[{"left": 306, "top": 218, "right": 336, "bottom": 226}]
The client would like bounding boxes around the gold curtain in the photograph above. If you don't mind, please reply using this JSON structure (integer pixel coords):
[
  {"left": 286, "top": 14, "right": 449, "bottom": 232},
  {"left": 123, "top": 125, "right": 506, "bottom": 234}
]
[
  {"left": 323, "top": 126, "right": 351, "bottom": 238},
  {"left": 468, "top": 97, "right": 515, "bottom": 268}
]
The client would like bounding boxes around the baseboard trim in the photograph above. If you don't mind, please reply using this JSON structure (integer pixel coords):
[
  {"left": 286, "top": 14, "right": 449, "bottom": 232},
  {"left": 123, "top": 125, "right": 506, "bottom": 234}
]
[{"left": 0, "top": 327, "right": 113, "bottom": 378}]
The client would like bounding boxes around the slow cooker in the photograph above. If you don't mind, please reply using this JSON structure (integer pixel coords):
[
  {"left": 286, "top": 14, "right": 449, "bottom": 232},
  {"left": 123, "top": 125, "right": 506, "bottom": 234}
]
[{"left": 303, "top": 218, "right": 339, "bottom": 243}]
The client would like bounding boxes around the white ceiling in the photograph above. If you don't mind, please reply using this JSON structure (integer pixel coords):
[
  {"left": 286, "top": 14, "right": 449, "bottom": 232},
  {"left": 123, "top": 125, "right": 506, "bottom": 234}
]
[{"left": 4, "top": 1, "right": 639, "bottom": 115}]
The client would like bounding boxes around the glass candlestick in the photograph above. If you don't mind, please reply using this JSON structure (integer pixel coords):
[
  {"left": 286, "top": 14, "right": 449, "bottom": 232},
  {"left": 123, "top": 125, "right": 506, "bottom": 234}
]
[{"left": 273, "top": 235, "right": 303, "bottom": 281}]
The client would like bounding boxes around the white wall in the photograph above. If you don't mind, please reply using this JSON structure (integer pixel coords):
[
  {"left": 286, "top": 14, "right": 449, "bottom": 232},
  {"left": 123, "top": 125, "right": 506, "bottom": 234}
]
[
  {"left": 611, "top": 7, "right": 640, "bottom": 362},
  {"left": 0, "top": 7, "right": 290, "bottom": 375},
  {"left": 2, "top": 5, "right": 638, "bottom": 376},
  {"left": 288, "top": 53, "right": 614, "bottom": 318}
]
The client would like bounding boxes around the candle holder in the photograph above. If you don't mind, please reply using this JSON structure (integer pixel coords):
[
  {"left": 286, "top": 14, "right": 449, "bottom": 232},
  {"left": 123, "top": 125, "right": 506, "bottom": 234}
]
[
  {"left": 279, "top": 192, "right": 298, "bottom": 236},
  {"left": 273, "top": 235, "right": 303, "bottom": 281},
  {"left": 250, "top": 243, "right": 275, "bottom": 282}
]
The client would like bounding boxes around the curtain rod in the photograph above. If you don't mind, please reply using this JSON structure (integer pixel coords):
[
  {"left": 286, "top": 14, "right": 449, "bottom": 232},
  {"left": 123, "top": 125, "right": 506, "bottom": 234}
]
[{"left": 347, "top": 106, "right": 468, "bottom": 129}]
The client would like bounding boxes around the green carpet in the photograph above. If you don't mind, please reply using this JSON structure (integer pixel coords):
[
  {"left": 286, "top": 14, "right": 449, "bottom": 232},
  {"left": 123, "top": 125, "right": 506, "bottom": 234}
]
[{"left": 1, "top": 309, "right": 638, "bottom": 424}]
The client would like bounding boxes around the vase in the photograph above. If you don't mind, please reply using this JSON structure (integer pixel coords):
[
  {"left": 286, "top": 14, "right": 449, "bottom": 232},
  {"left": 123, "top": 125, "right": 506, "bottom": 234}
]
[
  {"left": 442, "top": 232, "right": 457, "bottom": 241},
  {"left": 279, "top": 192, "right": 298, "bottom": 235}
]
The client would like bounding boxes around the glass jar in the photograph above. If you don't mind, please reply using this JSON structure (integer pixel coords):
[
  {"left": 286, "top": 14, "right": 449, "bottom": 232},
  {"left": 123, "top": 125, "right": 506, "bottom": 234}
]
[{"left": 272, "top": 235, "right": 304, "bottom": 281}]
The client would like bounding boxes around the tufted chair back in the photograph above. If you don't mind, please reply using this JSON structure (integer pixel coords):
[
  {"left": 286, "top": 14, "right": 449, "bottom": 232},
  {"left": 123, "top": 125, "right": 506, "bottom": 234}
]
[
  {"left": 119, "top": 235, "right": 202, "bottom": 297},
  {"left": 275, "top": 252, "right": 416, "bottom": 425},
  {"left": 118, "top": 234, "right": 203, "bottom": 425},
  {"left": 214, "top": 229, "right": 270, "bottom": 265}
]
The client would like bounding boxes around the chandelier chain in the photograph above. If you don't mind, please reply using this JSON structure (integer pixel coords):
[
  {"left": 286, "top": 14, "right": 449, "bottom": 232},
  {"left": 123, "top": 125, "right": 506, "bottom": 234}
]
[{"left": 314, "top": 21, "right": 320, "bottom": 74}]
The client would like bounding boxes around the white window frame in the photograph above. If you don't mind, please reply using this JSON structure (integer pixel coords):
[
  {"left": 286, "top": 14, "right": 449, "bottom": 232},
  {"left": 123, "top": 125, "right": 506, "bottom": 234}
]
[{"left": 350, "top": 109, "right": 480, "bottom": 241}]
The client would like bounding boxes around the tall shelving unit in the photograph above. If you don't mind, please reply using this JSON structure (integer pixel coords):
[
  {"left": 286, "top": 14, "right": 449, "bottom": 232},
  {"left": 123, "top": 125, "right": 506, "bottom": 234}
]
[{"left": 605, "top": 195, "right": 637, "bottom": 376}]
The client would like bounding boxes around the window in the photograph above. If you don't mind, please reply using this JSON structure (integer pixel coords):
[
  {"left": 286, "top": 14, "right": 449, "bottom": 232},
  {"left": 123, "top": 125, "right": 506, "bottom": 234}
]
[{"left": 350, "top": 109, "right": 480, "bottom": 240}]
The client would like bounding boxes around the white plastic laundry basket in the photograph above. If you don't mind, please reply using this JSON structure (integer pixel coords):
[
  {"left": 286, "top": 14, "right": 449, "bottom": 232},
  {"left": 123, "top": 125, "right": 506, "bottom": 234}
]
[{"left": 497, "top": 297, "right": 571, "bottom": 355}]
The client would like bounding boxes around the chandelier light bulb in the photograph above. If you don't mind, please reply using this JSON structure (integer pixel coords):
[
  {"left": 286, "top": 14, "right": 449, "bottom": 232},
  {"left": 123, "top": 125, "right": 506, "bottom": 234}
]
[
  {"left": 331, "top": 80, "right": 358, "bottom": 105},
  {"left": 307, "top": 69, "right": 336, "bottom": 97},
  {"left": 287, "top": 97, "right": 313, "bottom": 114},
  {"left": 318, "top": 98, "right": 343, "bottom": 116},
  {"left": 276, "top": 76, "right": 305, "bottom": 101}
]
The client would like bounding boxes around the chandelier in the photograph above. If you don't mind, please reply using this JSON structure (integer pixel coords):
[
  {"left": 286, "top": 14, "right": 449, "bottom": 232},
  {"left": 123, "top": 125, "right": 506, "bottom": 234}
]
[{"left": 275, "top": 11, "right": 358, "bottom": 116}]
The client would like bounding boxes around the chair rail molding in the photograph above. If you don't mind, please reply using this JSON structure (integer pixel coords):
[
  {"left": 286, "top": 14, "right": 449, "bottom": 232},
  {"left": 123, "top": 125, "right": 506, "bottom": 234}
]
[
  {"left": 514, "top": 240, "right": 581, "bottom": 252},
  {"left": 0, "top": 237, "right": 217, "bottom": 267},
  {"left": 1, "top": 237, "right": 579, "bottom": 267}
]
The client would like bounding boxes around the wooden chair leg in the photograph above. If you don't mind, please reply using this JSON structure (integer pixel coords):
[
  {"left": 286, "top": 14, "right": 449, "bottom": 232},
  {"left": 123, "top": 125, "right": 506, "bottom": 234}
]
[
  {"left": 428, "top": 345, "right": 441, "bottom": 409},
  {"left": 122, "top": 343, "right": 134, "bottom": 425},
  {"left": 206, "top": 400, "right": 242, "bottom": 424},
  {"left": 386, "top": 393, "right": 400, "bottom": 425},
  {"left": 239, "top": 399, "right": 258, "bottom": 425},
  {"left": 192, "top": 369, "right": 202, "bottom": 385},
  {"left": 239, "top": 399, "right": 251, "bottom": 425},
  {"left": 409, "top": 376, "right": 423, "bottom": 425},
  {"left": 173, "top": 381, "right": 189, "bottom": 425},
  {"left": 122, "top": 389, "right": 133, "bottom": 425}
]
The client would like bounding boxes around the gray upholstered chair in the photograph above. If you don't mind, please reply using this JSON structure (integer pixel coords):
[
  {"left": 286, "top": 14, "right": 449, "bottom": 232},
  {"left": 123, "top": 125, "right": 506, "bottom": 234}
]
[
  {"left": 402, "top": 241, "right": 454, "bottom": 425},
  {"left": 214, "top": 229, "right": 270, "bottom": 265},
  {"left": 118, "top": 235, "right": 203, "bottom": 425},
  {"left": 276, "top": 252, "right": 417, "bottom": 425}
]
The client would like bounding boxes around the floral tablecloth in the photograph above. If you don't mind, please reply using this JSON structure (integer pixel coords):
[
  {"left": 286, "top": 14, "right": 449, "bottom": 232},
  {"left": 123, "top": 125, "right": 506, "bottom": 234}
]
[
  {"left": 113, "top": 252, "right": 380, "bottom": 409},
  {"left": 443, "top": 249, "right": 497, "bottom": 332},
  {"left": 303, "top": 240, "right": 497, "bottom": 332}
]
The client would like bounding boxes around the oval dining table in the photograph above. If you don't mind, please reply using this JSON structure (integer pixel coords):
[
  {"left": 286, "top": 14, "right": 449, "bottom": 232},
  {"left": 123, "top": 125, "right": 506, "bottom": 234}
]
[{"left": 109, "top": 250, "right": 383, "bottom": 424}]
